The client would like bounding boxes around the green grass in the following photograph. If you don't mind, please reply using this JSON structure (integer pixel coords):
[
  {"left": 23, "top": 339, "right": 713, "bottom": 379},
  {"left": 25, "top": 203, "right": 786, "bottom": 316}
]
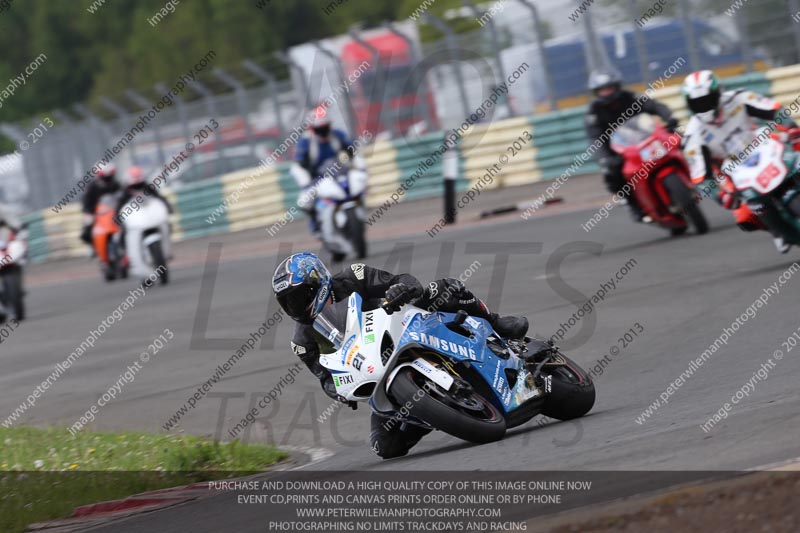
[{"left": 0, "top": 426, "right": 288, "bottom": 533}]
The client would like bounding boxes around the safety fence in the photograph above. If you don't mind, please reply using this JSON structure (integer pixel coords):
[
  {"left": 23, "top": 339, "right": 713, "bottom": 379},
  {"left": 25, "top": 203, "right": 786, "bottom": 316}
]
[{"left": 22, "top": 67, "right": 795, "bottom": 263}]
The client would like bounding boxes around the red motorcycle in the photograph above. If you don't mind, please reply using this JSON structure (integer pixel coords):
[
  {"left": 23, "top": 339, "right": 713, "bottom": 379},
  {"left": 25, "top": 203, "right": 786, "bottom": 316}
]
[{"left": 610, "top": 115, "right": 708, "bottom": 235}]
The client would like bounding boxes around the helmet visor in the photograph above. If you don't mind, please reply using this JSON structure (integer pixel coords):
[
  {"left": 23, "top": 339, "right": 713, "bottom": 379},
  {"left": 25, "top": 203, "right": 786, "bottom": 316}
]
[
  {"left": 276, "top": 283, "right": 319, "bottom": 323},
  {"left": 688, "top": 92, "right": 720, "bottom": 115},
  {"left": 313, "top": 124, "right": 331, "bottom": 138}
]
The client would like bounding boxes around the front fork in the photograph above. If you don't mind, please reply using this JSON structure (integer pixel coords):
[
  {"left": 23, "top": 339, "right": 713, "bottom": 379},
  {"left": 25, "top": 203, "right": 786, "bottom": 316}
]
[{"left": 748, "top": 192, "right": 800, "bottom": 245}]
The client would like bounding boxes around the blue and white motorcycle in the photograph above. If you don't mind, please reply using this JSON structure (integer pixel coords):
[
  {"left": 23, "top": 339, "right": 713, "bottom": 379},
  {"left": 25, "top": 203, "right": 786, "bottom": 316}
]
[
  {"left": 314, "top": 159, "right": 368, "bottom": 262},
  {"left": 315, "top": 293, "right": 595, "bottom": 444}
]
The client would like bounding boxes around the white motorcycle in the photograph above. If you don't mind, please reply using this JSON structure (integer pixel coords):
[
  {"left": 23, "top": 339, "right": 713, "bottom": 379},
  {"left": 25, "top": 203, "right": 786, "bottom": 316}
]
[
  {"left": 121, "top": 196, "right": 171, "bottom": 284},
  {"left": 721, "top": 129, "right": 800, "bottom": 246},
  {"left": 314, "top": 159, "right": 368, "bottom": 262}
]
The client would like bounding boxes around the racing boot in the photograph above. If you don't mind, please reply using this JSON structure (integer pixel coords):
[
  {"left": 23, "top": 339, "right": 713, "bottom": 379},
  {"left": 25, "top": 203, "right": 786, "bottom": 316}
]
[
  {"left": 370, "top": 413, "right": 432, "bottom": 459},
  {"left": 489, "top": 313, "right": 529, "bottom": 340},
  {"left": 625, "top": 196, "right": 652, "bottom": 224},
  {"left": 774, "top": 237, "right": 791, "bottom": 254}
]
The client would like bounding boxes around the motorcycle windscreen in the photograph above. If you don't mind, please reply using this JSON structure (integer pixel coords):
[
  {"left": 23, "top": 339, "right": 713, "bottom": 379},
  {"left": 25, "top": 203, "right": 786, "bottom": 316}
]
[
  {"left": 727, "top": 139, "right": 788, "bottom": 195},
  {"left": 610, "top": 114, "right": 656, "bottom": 149},
  {"left": 312, "top": 298, "right": 349, "bottom": 353}
]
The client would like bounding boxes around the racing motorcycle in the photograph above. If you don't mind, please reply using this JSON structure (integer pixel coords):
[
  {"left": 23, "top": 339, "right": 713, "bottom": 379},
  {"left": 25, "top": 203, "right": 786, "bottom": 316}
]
[
  {"left": 722, "top": 127, "right": 800, "bottom": 245},
  {"left": 611, "top": 114, "right": 709, "bottom": 235},
  {"left": 0, "top": 225, "right": 27, "bottom": 322},
  {"left": 314, "top": 292, "right": 595, "bottom": 445},
  {"left": 315, "top": 158, "right": 368, "bottom": 262},
  {"left": 93, "top": 195, "right": 128, "bottom": 282},
  {"left": 121, "top": 195, "right": 170, "bottom": 285}
]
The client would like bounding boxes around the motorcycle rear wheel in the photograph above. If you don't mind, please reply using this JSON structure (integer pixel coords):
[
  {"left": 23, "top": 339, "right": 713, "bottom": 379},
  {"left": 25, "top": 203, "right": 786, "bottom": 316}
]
[
  {"left": 663, "top": 173, "right": 709, "bottom": 235},
  {"left": 389, "top": 367, "right": 506, "bottom": 444}
]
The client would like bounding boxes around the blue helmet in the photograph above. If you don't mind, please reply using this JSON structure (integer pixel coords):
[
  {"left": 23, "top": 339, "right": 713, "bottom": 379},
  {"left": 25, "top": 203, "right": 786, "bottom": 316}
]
[{"left": 272, "top": 252, "right": 332, "bottom": 324}]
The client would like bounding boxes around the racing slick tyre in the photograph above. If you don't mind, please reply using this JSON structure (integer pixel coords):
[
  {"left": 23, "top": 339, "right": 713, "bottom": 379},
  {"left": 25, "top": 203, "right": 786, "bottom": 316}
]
[
  {"left": 389, "top": 367, "right": 506, "bottom": 444},
  {"left": 110, "top": 239, "right": 128, "bottom": 280},
  {"left": 670, "top": 226, "right": 688, "bottom": 236},
  {"left": 148, "top": 241, "right": 169, "bottom": 285},
  {"left": 540, "top": 354, "right": 595, "bottom": 421},
  {"left": 663, "top": 173, "right": 709, "bottom": 235},
  {"left": 787, "top": 193, "right": 800, "bottom": 220},
  {"left": 2, "top": 266, "right": 25, "bottom": 321},
  {"left": 346, "top": 208, "right": 367, "bottom": 259}
]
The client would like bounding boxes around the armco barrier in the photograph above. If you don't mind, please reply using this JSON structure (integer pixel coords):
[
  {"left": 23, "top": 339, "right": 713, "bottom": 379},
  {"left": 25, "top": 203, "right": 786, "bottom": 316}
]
[
  {"left": 531, "top": 107, "right": 600, "bottom": 181},
  {"left": 20, "top": 67, "right": 800, "bottom": 263},
  {"left": 174, "top": 179, "right": 228, "bottom": 240},
  {"left": 460, "top": 116, "right": 539, "bottom": 189}
]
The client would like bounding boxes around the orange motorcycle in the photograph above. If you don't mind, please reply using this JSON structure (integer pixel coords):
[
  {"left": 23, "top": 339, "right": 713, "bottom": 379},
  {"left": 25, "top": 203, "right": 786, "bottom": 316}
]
[{"left": 92, "top": 195, "right": 128, "bottom": 281}]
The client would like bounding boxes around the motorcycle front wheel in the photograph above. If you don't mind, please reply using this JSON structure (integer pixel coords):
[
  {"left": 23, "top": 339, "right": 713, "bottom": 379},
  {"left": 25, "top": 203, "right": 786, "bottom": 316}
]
[
  {"left": 539, "top": 354, "right": 595, "bottom": 420},
  {"left": 148, "top": 241, "right": 169, "bottom": 285},
  {"left": 389, "top": 367, "right": 506, "bottom": 444},
  {"left": 663, "top": 173, "right": 709, "bottom": 235},
  {"left": 2, "top": 265, "right": 25, "bottom": 321}
]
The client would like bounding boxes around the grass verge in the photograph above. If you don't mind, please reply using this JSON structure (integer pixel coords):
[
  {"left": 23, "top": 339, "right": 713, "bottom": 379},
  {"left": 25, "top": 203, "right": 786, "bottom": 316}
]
[{"left": 0, "top": 426, "right": 288, "bottom": 533}]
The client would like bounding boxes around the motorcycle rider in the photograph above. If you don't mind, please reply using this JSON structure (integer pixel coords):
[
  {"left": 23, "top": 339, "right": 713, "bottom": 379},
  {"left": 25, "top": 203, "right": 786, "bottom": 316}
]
[
  {"left": 114, "top": 165, "right": 173, "bottom": 278},
  {"left": 272, "top": 252, "right": 529, "bottom": 459},
  {"left": 681, "top": 70, "right": 799, "bottom": 253},
  {"left": 585, "top": 68, "right": 679, "bottom": 222},
  {"left": 81, "top": 162, "right": 122, "bottom": 247},
  {"left": 114, "top": 165, "right": 173, "bottom": 222},
  {"left": 291, "top": 104, "right": 365, "bottom": 235},
  {"left": 0, "top": 205, "right": 24, "bottom": 322}
]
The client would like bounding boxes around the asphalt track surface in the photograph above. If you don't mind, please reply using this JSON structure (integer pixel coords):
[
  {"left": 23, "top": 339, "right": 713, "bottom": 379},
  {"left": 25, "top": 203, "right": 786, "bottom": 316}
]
[{"left": 4, "top": 175, "right": 800, "bottom": 531}]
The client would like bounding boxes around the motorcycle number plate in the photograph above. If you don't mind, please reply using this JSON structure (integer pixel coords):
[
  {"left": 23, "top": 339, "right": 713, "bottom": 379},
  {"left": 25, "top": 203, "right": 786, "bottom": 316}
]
[{"left": 756, "top": 163, "right": 782, "bottom": 189}]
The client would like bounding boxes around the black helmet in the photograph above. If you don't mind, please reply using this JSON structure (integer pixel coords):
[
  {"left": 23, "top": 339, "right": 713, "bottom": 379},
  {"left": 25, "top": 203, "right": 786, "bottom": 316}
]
[
  {"left": 588, "top": 68, "right": 623, "bottom": 102},
  {"left": 272, "top": 252, "right": 333, "bottom": 324}
]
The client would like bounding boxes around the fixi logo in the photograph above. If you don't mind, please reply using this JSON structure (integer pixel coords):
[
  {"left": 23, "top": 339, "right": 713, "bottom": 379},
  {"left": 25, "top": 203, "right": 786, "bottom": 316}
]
[{"left": 334, "top": 374, "right": 354, "bottom": 387}]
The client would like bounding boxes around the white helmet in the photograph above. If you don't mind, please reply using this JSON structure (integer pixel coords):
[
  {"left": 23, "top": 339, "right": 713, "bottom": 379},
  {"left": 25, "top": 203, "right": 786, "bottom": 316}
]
[{"left": 682, "top": 70, "right": 721, "bottom": 123}]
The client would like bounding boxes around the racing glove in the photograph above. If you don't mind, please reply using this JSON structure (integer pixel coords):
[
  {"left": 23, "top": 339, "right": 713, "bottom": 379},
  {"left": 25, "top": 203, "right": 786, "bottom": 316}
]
[
  {"left": 598, "top": 154, "right": 624, "bottom": 175},
  {"left": 666, "top": 118, "right": 679, "bottom": 133},
  {"left": 717, "top": 191, "right": 741, "bottom": 211},
  {"left": 384, "top": 283, "right": 423, "bottom": 312},
  {"left": 80, "top": 224, "right": 93, "bottom": 245}
]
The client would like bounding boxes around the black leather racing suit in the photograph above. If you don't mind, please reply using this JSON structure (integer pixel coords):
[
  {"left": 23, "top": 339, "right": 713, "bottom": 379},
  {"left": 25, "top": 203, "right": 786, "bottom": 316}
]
[
  {"left": 81, "top": 178, "right": 121, "bottom": 244},
  {"left": 114, "top": 183, "right": 173, "bottom": 222},
  {"left": 290, "top": 263, "right": 511, "bottom": 459},
  {"left": 585, "top": 90, "right": 674, "bottom": 198}
]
